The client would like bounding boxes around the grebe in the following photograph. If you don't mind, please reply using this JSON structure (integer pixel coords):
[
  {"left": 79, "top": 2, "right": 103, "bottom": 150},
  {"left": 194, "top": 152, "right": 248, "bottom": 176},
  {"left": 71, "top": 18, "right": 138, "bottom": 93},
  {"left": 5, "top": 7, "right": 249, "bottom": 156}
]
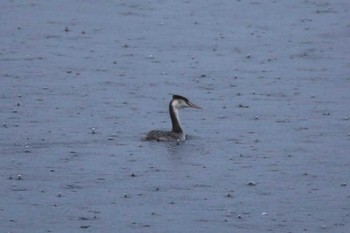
[{"left": 145, "top": 95, "right": 201, "bottom": 142}]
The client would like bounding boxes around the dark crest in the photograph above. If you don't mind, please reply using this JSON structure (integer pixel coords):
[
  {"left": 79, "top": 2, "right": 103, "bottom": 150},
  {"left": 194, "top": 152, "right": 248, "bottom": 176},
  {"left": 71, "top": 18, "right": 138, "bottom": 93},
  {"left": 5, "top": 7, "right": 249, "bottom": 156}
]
[{"left": 172, "top": 94, "right": 189, "bottom": 103}]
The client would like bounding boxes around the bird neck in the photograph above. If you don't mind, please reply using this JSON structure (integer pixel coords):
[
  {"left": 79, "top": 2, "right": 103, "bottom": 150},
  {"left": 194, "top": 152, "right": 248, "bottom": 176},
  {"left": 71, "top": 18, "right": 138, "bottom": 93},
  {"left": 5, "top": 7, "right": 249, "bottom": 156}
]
[{"left": 169, "top": 101, "right": 183, "bottom": 133}]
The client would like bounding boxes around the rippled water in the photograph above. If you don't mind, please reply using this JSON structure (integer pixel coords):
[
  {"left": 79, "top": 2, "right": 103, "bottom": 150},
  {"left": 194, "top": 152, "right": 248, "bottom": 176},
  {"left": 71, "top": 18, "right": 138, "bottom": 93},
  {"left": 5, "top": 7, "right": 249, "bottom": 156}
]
[{"left": 1, "top": 0, "right": 349, "bottom": 232}]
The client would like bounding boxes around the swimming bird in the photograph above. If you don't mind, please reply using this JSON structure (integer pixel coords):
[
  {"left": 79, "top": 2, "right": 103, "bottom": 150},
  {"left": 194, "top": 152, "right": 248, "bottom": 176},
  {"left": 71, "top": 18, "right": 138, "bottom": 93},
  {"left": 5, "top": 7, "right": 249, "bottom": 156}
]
[{"left": 145, "top": 95, "right": 201, "bottom": 142}]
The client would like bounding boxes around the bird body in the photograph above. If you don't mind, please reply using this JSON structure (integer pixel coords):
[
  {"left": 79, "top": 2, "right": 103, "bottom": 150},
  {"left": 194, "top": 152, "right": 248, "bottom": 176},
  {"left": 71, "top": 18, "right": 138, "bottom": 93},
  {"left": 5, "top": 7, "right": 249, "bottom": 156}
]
[{"left": 145, "top": 95, "right": 201, "bottom": 142}]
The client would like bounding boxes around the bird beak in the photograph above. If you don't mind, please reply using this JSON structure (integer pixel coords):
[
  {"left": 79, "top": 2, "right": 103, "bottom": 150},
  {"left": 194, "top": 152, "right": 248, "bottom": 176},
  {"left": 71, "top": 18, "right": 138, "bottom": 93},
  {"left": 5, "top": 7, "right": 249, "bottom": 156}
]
[{"left": 187, "top": 101, "right": 202, "bottom": 109}]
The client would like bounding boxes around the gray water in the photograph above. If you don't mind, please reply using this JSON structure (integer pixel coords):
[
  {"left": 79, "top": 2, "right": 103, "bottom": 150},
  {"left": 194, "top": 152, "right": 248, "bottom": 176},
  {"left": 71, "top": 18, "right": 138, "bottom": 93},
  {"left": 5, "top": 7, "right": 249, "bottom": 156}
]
[{"left": 1, "top": 0, "right": 349, "bottom": 232}]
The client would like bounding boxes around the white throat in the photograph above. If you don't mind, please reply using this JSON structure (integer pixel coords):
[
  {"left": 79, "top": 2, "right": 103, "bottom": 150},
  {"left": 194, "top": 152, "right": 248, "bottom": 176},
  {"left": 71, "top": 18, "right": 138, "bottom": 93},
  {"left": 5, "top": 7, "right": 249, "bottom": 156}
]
[
  {"left": 170, "top": 100, "right": 185, "bottom": 136},
  {"left": 171, "top": 102, "right": 181, "bottom": 124}
]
